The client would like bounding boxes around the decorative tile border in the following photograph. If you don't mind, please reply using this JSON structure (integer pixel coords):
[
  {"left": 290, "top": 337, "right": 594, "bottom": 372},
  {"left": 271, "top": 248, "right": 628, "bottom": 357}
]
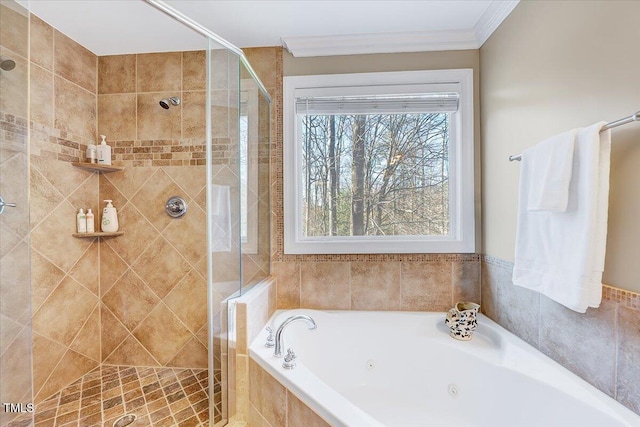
[{"left": 482, "top": 254, "right": 640, "bottom": 311}]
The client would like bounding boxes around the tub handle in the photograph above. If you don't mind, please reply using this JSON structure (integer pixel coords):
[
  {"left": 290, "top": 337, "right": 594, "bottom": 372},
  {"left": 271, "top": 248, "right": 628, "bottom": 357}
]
[
  {"left": 265, "top": 326, "right": 275, "bottom": 348},
  {"left": 283, "top": 348, "right": 297, "bottom": 370}
]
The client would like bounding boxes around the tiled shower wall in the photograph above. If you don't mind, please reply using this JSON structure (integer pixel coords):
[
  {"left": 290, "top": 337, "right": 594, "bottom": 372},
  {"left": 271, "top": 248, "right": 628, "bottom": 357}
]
[
  {"left": 25, "top": 15, "right": 212, "bottom": 403},
  {"left": 482, "top": 256, "right": 640, "bottom": 415},
  {"left": 96, "top": 52, "right": 210, "bottom": 370}
]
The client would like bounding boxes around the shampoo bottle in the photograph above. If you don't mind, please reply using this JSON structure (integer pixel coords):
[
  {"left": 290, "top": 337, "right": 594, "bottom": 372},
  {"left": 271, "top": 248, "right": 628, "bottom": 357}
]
[
  {"left": 86, "top": 143, "right": 97, "bottom": 164},
  {"left": 76, "top": 208, "right": 87, "bottom": 233},
  {"left": 101, "top": 200, "right": 119, "bottom": 232},
  {"left": 97, "top": 135, "right": 112, "bottom": 166},
  {"left": 86, "top": 208, "right": 95, "bottom": 233}
]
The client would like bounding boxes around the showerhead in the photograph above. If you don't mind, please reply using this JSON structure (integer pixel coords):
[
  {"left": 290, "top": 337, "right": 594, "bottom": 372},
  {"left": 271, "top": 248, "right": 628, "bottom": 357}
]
[
  {"left": 159, "top": 96, "right": 180, "bottom": 109},
  {"left": 0, "top": 57, "right": 16, "bottom": 71}
]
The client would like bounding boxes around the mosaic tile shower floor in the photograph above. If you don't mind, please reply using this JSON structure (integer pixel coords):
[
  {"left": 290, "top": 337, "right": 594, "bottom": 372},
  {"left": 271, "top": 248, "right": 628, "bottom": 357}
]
[{"left": 27, "top": 365, "right": 220, "bottom": 427}]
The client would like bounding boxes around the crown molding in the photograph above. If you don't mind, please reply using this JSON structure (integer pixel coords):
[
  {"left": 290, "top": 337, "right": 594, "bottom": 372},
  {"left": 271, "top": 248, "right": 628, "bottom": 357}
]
[
  {"left": 282, "top": 29, "right": 478, "bottom": 58},
  {"left": 474, "top": 0, "right": 520, "bottom": 46},
  {"left": 282, "top": 0, "right": 520, "bottom": 58}
]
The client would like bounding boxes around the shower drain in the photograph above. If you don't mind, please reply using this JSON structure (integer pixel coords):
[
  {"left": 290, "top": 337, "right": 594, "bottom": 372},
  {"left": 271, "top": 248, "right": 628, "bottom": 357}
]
[{"left": 113, "top": 414, "right": 137, "bottom": 427}]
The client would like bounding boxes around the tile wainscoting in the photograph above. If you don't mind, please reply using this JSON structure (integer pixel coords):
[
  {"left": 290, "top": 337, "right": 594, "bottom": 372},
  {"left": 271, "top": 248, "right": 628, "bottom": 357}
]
[{"left": 482, "top": 255, "right": 640, "bottom": 415}]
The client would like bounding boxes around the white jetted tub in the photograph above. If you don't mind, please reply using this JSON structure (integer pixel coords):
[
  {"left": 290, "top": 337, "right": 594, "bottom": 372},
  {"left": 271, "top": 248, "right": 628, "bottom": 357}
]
[{"left": 249, "top": 309, "right": 640, "bottom": 427}]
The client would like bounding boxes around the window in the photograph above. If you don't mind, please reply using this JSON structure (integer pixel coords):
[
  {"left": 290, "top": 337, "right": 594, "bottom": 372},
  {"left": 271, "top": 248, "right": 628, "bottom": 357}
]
[{"left": 284, "top": 69, "right": 474, "bottom": 254}]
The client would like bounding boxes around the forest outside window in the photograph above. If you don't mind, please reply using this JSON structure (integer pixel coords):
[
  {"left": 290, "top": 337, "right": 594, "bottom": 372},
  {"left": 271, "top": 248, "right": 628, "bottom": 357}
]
[{"left": 284, "top": 70, "right": 475, "bottom": 254}]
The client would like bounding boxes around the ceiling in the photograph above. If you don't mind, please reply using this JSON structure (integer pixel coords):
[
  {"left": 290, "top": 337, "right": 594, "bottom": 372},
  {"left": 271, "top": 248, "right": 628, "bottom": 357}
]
[{"left": 23, "top": 0, "right": 519, "bottom": 56}]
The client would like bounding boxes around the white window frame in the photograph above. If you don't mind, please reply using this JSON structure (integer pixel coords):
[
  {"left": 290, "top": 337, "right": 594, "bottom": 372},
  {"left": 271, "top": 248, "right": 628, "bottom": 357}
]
[{"left": 283, "top": 69, "right": 475, "bottom": 254}]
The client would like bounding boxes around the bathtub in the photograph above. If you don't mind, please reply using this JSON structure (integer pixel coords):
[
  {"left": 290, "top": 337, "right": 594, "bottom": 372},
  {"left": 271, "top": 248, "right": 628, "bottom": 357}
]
[{"left": 249, "top": 309, "right": 640, "bottom": 427}]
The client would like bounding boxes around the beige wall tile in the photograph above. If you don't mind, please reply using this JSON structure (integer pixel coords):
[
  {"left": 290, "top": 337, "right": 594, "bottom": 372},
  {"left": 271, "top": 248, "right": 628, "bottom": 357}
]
[
  {"left": 300, "top": 262, "right": 350, "bottom": 309},
  {"left": 130, "top": 168, "right": 186, "bottom": 232},
  {"left": 103, "top": 203, "right": 156, "bottom": 265},
  {"left": 31, "top": 275, "right": 97, "bottom": 346},
  {"left": 248, "top": 359, "right": 286, "bottom": 427},
  {"left": 243, "top": 48, "right": 279, "bottom": 88},
  {"left": 30, "top": 64, "right": 54, "bottom": 126},
  {"left": 0, "top": 50, "right": 28, "bottom": 118},
  {"left": 137, "top": 92, "right": 181, "bottom": 140},
  {"left": 102, "top": 269, "right": 160, "bottom": 331},
  {"left": 401, "top": 261, "right": 452, "bottom": 311},
  {"left": 31, "top": 155, "right": 91, "bottom": 199},
  {"left": 68, "top": 242, "right": 99, "bottom": 296},
  {"left": 100, "top": 303, "right": 130, "bottom": 361},
  {"left": 68, "top": 306, "right": 100, "bottom": 362},
  {"left": 0, "top": 327, "right": 32, "bottom": 403},
  {"left": 54, "top": 30, "right": 97, "bottom": 93},
  {"left": 32, "top": 332, "right": 66, "bottom": 398},
  {"left": 182, "top": 91, "right": 206, "bottom": 139},
  {"left": 131, "top": 236, "right": 191, "bottom": 299},
  {"left": 54, "top": 76, "right": 97, "bottom": 142},
  {"left": 287, "top": 392, "right": 331, "bottom": 427},
  {"left": 351, "top": 262, "right": 401, "bottom": 310},
  {"left": 0, "top": 242, "right": 31, "bottom": 324},
  {"left": 31, "top": 200, "right": 93, "bottom": 272},
  {"left": 164, "top": 271, "right": 208, "bottom": 334},
  {"left": 101, "top": 165, "right": 153, "bottom": 198},
  {"left": 30, "top": 14, "right": 53, "bottom": 70},
  {"left": 183, "top": 50, "right": 206, "bottom": 91},
  {"left": 99, "top": 242, "right": 128, "bottom": 296},
  {"left": 249, "top": 403, "right": 273, "bottom": 427},
  {"left": 30, "top": 250, "right": 65, "bottom": 313},
  {"left": 136, "top": 52, "right": 182, "bottom": 93},
  {"left": 0, "top": 4, "right": 28, "bottom": 58},
  {"left": 35, "top": 349, "right": 97, "bottom": 403},
  {"left": 452, "top": 260, "right": 481, "bottom": 304},
  {"left": 166, "top": 337, "right": 208, "bottom": 368},
  {"left": 98, "top": 94, "right": 137, "bottom": 141},
  {"left": 0, "top": 315, "right": 22, "bottom": 357},
  {"left": 133, "top": 303, "right": 192, "bottom": 365},
  {"left": 162, "top": 165, "right": 206, "bottom": 199},
  {"left": 98, "top": 54, "right": 136, "bottom": 94},
  {"left": 103, "top": 334, "right": 159, "bottom": 366}
]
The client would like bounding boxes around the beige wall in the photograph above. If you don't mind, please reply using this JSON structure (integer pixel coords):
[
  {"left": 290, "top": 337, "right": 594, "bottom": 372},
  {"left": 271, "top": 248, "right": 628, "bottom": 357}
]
[{"left": 481, "top": 0, "right": 640, "bottom": 292}]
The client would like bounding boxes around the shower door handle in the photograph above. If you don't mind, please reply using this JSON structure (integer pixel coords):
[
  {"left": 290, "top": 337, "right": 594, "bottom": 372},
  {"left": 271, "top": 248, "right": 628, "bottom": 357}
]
[{"left": 0, "top": 195, "right": 17, "bottom": 215}]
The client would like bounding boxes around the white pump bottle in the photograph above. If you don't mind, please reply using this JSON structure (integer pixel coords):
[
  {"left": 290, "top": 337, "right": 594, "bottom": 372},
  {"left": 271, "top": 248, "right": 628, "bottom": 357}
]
[{"left": 101, "top": 200, "right": 119, "bottom": 232}]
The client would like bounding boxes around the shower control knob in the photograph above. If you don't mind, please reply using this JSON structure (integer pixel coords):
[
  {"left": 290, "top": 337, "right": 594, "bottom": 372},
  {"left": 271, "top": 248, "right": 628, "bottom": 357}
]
[
  {"left": 0, "top": 195, "right": 17, "bottom": 215},
  {"left": 165, "top": 196, "right": 187, "bottom": 218}
]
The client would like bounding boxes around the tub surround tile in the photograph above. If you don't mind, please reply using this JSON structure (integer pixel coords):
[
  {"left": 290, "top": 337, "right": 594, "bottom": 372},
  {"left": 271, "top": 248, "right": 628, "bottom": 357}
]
[
  {"left": 351, "top": 261, "right": 401, "bottom": 310},
  {"left": 300, "top": 262, "right": 351, "bottom": 310},
  {"left": 616, "top": 306, "right": 640, "bottom": 413},
  {"left": 287, "top": 392, "right": 331, "bottom": 427},
  {"left": 249, "top": 359, "right": 287, "bottom": 427},
  {"left": 401, "top": 261, "right": 452, "bottom": 311},
  {"left": 482, "top": 255, "right": 640, "bottom": 416},
  {"left": 452, "top": 259, "right": 481, "bottom": 304}
]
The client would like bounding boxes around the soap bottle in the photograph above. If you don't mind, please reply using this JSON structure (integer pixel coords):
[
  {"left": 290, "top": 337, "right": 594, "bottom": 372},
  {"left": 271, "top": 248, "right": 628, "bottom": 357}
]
[
  {"left": 97, "top": 135, "right": 112, "bottom": 166},
  {"left": 76, "top": 208, "right": 87, "bottom": 233},
  {"left": 86, "top": 208, "right": 95, "bottom": 233},
  {"left": 86, "top": 143, "right": 97, "bottom": 164},
  {"left": 101, "top": 200, "right": 119, "bottom": 232}
]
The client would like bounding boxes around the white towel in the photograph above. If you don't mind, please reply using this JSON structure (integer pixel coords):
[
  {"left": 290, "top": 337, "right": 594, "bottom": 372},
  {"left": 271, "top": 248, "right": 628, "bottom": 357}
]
[
  {"left": 526, "top": 129, "right": 576, "bottom": 212},
  {"left": 513, "top": 122, "right": 611, "bottom": 313},
  {"left": 211, "top": 184, "right": 231, "bottom": 252}
]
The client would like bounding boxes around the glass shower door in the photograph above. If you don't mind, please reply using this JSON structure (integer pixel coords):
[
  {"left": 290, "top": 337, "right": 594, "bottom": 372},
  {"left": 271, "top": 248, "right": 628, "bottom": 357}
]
[{"left": 0, "top": 1, "right": 33, "bottom": 426}]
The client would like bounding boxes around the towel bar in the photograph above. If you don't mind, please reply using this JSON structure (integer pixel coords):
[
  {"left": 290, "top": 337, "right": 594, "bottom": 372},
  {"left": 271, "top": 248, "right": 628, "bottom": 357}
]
[{"left": 509, "top": 111, "right": 640, "bottom": 161}]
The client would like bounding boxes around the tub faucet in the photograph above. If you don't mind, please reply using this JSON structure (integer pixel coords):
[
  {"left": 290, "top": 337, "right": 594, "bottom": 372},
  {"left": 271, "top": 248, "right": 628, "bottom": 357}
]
[{"left": 274, "top": 314, "right": 317, "bottom": 357}]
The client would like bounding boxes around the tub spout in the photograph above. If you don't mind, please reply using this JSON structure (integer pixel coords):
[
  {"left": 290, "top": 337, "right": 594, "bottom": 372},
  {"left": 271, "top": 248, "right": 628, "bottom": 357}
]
[{"left": 274, "top": 314, "right": 316, "bottom": 357}]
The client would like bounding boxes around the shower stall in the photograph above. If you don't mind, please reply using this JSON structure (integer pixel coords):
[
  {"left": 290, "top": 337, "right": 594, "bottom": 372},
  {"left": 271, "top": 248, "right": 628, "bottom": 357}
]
[{"left": 0, "top": 0, "right": 270, "bottom": 425}]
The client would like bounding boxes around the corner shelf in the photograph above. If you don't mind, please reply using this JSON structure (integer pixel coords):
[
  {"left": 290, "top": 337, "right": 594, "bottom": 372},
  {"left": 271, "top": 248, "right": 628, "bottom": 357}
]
[
  {"left": 72, "top": 231, "right": 124, "bottom": 238},
  {"left": 71, "top": 162, "right": 124, "bottom": 173}
]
